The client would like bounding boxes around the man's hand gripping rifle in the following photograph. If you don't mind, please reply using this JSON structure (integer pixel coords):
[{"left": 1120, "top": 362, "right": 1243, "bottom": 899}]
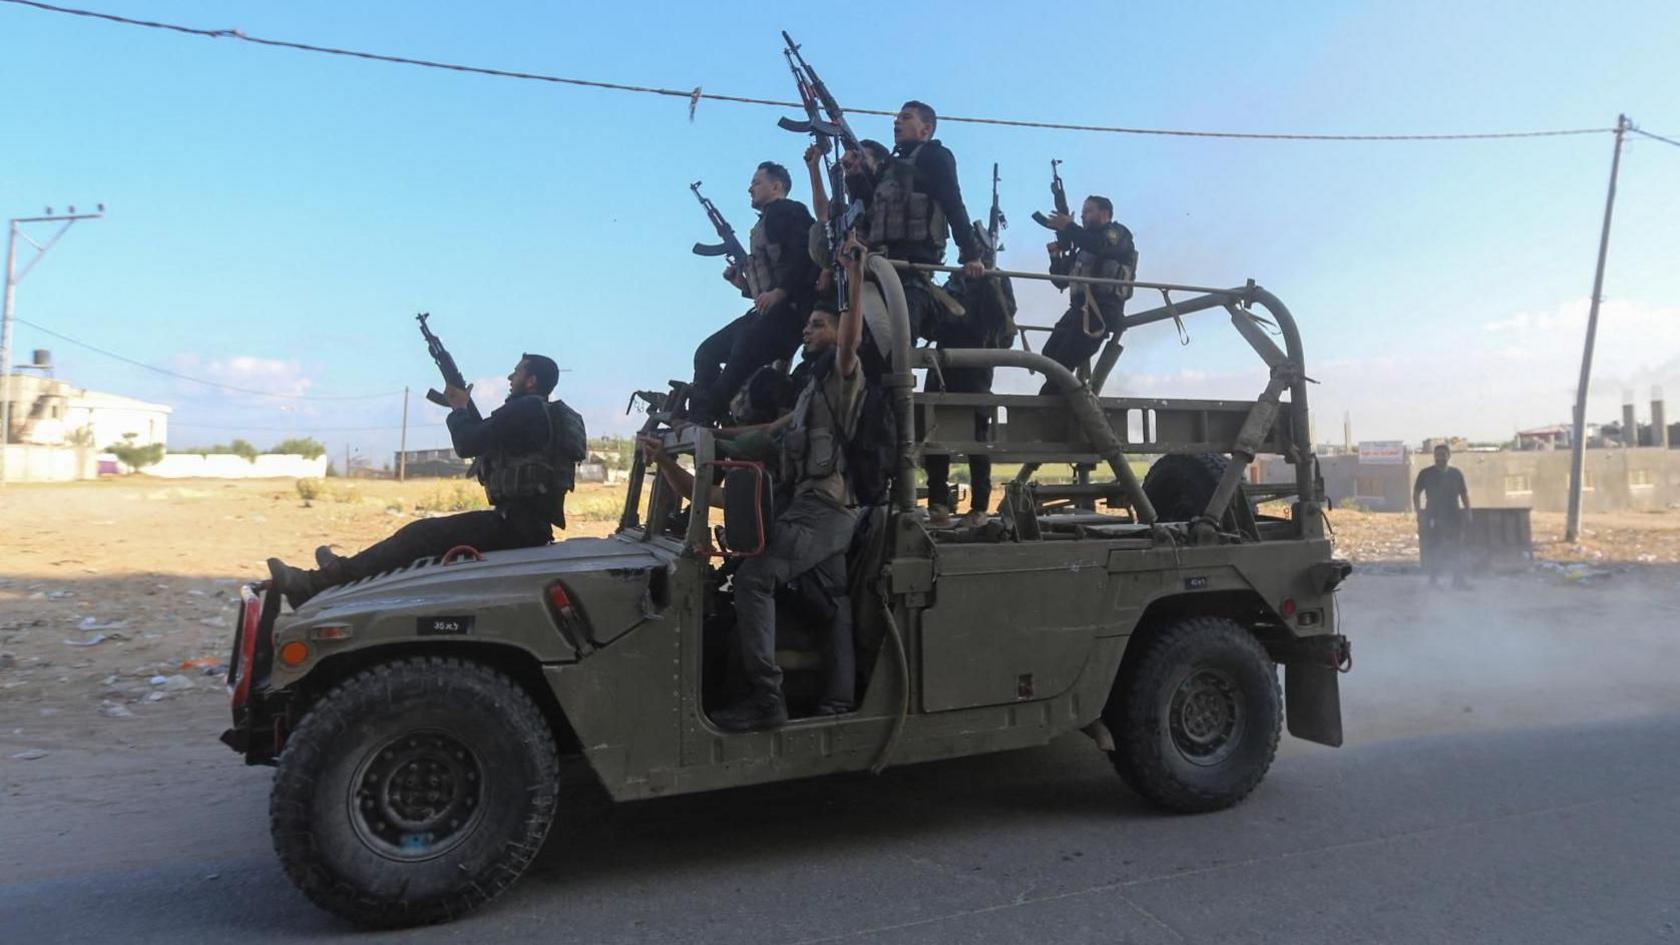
[
  {"left": 688, "top": 181, "right": 748, "bottom": 268},
  {"left": 416, "top": 313, "right": 475, "bottom": 413},
  {"left": 777, "top": 32, "right": 866, "bottom": 312}
]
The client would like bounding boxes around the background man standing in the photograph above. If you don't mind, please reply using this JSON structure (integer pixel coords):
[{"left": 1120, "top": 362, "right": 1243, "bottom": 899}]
[
  {"left": 1041, "top": 195, "right": 1136, "bottom": 382},
  {"left": 1414, "top": 443, "right": 1473, "bottom": 589}
]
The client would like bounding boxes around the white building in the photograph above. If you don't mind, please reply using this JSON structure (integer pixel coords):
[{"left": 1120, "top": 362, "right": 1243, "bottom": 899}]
[{"left": 2, "top": 372, "right": 170, "bottom": 448}]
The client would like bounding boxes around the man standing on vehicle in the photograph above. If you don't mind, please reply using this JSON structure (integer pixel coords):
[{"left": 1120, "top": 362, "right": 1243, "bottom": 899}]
[
  {"left": 688, "top": 162, "right": 819, "bottom": 425},
  {"left": 1413, "top": 443, "right": 1472, "bottom": 589},
  {"left": 1039, "top": 195, "right": 1136, "bottom": 384},
  {"left": 266, "top": 354, "right": 585, "bottom": 609},
  {"left": 866, "top": 101, "right": 986, "bottom": 342}
]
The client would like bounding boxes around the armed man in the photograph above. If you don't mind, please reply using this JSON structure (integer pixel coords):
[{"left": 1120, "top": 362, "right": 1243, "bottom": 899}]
[
  {"left": 645, "top": 237, "right": 872, "bottom": 731},
  {"left": 1040, "top": 194, "right": 1137, "bottom": 380},
  {"left": 925, "top": 164, "right": 1017, "bottom": 527},
  {"left": 266, "top": 353, "right": 586, "bottom": 609},
  {"left": 688, "top": 162, "right": 818, "bottom": 425},
  {"left": 867, "top": 101, "right": 986, "bottom": 342}
]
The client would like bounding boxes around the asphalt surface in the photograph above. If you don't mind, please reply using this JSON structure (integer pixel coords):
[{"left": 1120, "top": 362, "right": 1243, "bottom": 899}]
[{"left": 4, "top": 571, "right": 1680, "bottom": 944}]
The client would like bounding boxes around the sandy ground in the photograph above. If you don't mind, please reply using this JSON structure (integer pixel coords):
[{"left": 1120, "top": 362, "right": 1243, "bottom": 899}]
[
  {"left": 0, "top": 477, "right": 622, "bottom": 740},
  {"left": 2, "top": 476, "right": 1678, "bottom": 744}
]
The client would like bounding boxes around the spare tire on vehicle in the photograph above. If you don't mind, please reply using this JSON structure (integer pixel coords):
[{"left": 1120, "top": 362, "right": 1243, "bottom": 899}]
[{"left": 1142, "top": 452, "right": 1257, "bottom": 536}]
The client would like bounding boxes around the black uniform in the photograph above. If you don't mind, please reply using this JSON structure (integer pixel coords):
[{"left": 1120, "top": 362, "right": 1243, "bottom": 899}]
[
  {"left": 865, "top": 139, "right": 981, "bottom": 342},
  {"left": 334, "top": 395, "right": 556, "bottom": 583},
  {"left": 690, "top": 197, "right": 818, "bottom": 424},
  {"left": 923, "top": 271, "right": 1016, "bottom": 517},
  {"left": 1040, "top": 220, "right": 1137, "bottom": 382}
]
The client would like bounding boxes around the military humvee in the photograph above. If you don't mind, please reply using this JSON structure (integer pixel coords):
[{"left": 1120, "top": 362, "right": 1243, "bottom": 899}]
[{"left": 222, "top": 259, "right": 1351, "bottom": 928}]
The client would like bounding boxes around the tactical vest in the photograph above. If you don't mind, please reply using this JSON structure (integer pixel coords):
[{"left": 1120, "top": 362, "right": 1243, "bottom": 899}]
[
  {"left": 744, "top": 213, "right": 782, "bottom": 299},
  {"left": 475, "top": 397, "right": 584, "bottom": 526},
  {"left": 780, "top": 370, "right": 850, "bottom": 490},
  {"left": 1071, "top": 224, "right": 1138, "bottom": 301},
  {"left": 865, "top": 144, "right": 948, "bottom": 251}
]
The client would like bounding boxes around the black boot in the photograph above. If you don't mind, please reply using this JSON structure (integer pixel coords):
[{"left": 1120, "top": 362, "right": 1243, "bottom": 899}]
[
  {"left": 314, "top": 544, "right": 347, "bottom": 571},
  {"left": 709, "top": 691, "right": 789, "bottom": 733},
  {"left": 266, "top": 557, "right": 321, "bottom": 610}
]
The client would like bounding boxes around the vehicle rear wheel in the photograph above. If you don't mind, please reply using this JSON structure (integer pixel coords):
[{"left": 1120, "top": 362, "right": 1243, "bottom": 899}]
[
  {"left": 1105, "top": 616, "right": 1281, "bottom": 813},
  {"left": 270, "top": 656, "right": 559, "bottom": 928}
]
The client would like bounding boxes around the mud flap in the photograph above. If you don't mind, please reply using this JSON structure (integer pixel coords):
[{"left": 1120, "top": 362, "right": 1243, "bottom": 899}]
[{"left": 1285, "top": 662, "right": 1344, "bottom": 747}]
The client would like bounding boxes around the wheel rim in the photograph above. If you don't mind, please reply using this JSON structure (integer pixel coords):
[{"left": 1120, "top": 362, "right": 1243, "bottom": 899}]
[
  {"left": 349, "top": 731, "right": 485, "bottom": 862},
  {"left": 1168, "top": 669, "right": 1244, "bottom": 767}
]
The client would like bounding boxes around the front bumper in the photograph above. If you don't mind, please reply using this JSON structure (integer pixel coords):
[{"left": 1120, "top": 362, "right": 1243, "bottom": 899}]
[{"left": 220, "top": 582, "right": 287, "bottom": 764}]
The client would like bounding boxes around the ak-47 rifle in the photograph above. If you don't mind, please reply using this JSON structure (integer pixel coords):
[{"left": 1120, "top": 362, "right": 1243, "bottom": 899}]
[
  {"left": 416, "top": 313, "right": 471, "bottom": 409},
  {"left": 970, "top": 164, "right": 1023, "bottom": 349},
  {"left": 777, "top": 32, "right": 867, "bottom": 312},
  {"left": 688, "top": 181, "right": 748, "bottom": 268},
  {"left": 1030, "top": 159, "right": 1076, "bottom": 259}
]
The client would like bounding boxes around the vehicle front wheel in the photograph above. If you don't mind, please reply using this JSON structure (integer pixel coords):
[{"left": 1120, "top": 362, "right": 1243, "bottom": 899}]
[
  {"left": 1105, "top": 616, "right": 1281, "bottom": 813},
  {"left": 270, "top": 657, "right": 559, "bottom": 928}
]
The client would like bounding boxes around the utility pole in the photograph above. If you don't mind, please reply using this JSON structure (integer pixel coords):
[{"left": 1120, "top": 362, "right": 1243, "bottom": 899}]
[
  {"left": 1565, "top": 115, "right": 1629, "bottom": 543},
  {"left": 398, "top": 387, "right": 409, "bottom": 481},
  {"left": 1, "top": 206, "right": 105, "bottom": 485}
]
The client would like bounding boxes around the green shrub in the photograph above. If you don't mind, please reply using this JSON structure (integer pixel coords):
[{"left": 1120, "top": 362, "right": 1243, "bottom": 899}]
[{"left": 106, "top": 441, "right": 165, "bottom": 471}]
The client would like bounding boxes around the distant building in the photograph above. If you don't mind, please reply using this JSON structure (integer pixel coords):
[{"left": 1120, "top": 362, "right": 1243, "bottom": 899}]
[
  {"left": 394, "top": 447, "right": 470, "bottom": 478},
  {"left": 1516, "top": 425, "right": 1571, "bottom": 451},
  {"left": 2, "top": 369, "right": 170, "bottom": 449}
]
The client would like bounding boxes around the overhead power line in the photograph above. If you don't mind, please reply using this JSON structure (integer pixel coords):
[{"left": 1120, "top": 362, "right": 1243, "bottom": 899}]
[
  {"left": 3, "top": 0, "right": 1615, "bottom": 143},
  {"left": 1631, "top": 127, "right": 1680, "bottom": 150},
  {"left": 15, "top": 316, "right": 400, "bottom": 400}
]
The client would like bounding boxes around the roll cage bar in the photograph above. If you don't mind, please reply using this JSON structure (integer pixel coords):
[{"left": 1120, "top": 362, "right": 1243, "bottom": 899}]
[{"left": 622, "top": 258, "right": 1320, "bottom": 553}]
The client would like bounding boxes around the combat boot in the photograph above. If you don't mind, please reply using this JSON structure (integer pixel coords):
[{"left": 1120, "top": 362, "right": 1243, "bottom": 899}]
[
  {"left": 709, "top": 692, "right": 789, "bottom": 733},
  {"left": 266, "top": 557, "right": 323, "bottom": 610}
]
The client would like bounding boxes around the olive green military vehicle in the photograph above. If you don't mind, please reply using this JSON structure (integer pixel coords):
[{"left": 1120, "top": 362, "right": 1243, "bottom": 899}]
[{"left": 221, "top": 259, "right": 1351, "bottom": 928}]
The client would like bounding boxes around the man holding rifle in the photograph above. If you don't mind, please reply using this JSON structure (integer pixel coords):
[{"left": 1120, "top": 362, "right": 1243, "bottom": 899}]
[
  {"left": 1040, "top": 193, "right": 1137, "bottom": 379},
  {"left": 266, "top": 350, "right": 584, "bottom": 610},
  {"left": 870, "top": 100, "right": 987, "bottom": 342},
  {"left": 687, "top": 162, "right": 818, "bottom": 425}
]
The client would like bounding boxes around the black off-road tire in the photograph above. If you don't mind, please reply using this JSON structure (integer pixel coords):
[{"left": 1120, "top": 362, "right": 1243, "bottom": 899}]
[
  {"left": 1105, "top": 617, "right": 1281, "bottom": 813},
  {"left": 270, "top": 657, "right": 559, "bottom": 929},
  {"left": 1142, "top": 452, "right": 1258, "bottom": 536}
]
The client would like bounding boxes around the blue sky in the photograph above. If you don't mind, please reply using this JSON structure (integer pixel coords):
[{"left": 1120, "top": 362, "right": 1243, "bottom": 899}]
[{"left": 4, "top": 0, "right": 1679, "bottom": 463}]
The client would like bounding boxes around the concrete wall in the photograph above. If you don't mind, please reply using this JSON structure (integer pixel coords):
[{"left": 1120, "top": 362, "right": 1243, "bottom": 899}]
[
  {"left": 0, "top": 445, "right": 98, "bottom": 483},
  {"left": 145, "top": 454, "right": 329, "bottom": 479},
  {"left": 1252, "top": 448, "right": 1680, "bottom": 513}
]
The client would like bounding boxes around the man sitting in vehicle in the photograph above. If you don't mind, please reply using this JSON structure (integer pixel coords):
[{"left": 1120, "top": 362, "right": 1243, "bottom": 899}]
[
  {"left": 267, "top": 354, "right": 585, "bottom": 608},
  {"left": 643, "top": 240, "right": 870, "bottom": 730}
]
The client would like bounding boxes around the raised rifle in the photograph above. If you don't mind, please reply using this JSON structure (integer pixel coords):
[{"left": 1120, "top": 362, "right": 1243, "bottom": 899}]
[
  {"left": 688, "top": 181, "right": 748, "bottom": 268},
  {"left": 1030, "top": 159, "right": 1076, "bottom": 257},
  {"left": 777, "top": 32, "right": 865, "bottom": 312},
  {"left": 971, "top": 164, "right": 1023, "bottom": 349},
  {"left": 416, "top": 313, "right": 471, "bottom": 409}
]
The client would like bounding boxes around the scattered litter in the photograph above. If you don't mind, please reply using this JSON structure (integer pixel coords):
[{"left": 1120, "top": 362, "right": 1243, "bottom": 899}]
[
  {"left": 46, "top": 591, "right": 74, "bottom": 600},
  {"left": 160, "top": 674, "right": 195, "bottom": 692},
  {"left": 145, "top": 691, "right": 165, "bottom": 702},
  {"left": 187, "top": 590, "right": 207, "bottom": 598},
  {"left": 8, "top": 749, "right": 48, "bottom": 761},
  {"left": 180, "top": 656, "right": 219, "bottom": 670},
  {"left": 198, "top": 618, "right": 223, "bottom": 627},
  {"left": 63, "top": 634, "right": 108, "bottom": 647},
  {"left": 98, "top": 702, "right": 135, "bottom": 719},
  {"left": 76, "top": 617, "right": 128, "bottom": 631},
  {"left": 103, "top": 674, "right": 119, "bottom": 685},
  {"left": 149, "top": 675, "right": 169, "bottom": 685}
]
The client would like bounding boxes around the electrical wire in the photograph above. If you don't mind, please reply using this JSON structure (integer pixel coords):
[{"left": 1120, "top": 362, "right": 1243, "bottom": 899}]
[
  {"left": 2, "top": 0, "right": 1617, "bottom": 143},
  {"left": 14, "top": 317, "right": 401, "bottom": 401},
  {"left": 1631, "top": 127, "right": 1680, "bottom": 150}
]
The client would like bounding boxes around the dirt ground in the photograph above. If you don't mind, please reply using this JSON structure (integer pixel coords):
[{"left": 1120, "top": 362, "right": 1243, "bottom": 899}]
[
  {"left": 2, "top": 476, "right": 1678, "bottom": 745},
  {"left": 0, "top": 477, "right": 622, "bottom": 742}
]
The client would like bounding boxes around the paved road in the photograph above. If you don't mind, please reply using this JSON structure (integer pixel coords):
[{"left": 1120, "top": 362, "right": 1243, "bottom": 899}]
[{"left": 4, "top": 572, "right": 1680, "bottom": 944}]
